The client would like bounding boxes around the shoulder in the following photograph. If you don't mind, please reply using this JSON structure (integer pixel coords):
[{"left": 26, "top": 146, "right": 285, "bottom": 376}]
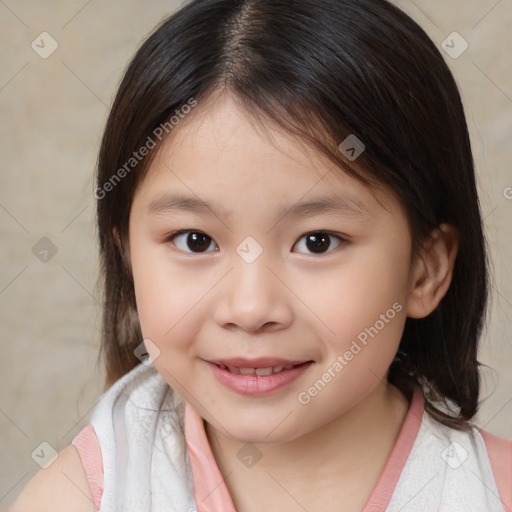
[
  {"left": 477, "top": 428, "right": 512, "bottom": 512},
  {"left": 478, "top": 426, "right": 512, "bottom": 449},
  {"left": 477, "top": 427, "right": 512, "bottom": 477},
  {"left": 9, "top": 444, "right": 95, "bottom": 512}
]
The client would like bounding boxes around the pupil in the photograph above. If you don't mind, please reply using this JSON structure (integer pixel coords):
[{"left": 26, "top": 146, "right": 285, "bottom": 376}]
[
  {"left": 306, "top": 232, "right": 330, "bottom": 253},
  {"left": 187, "top": 232, "right": 210, "bottom": 252}
]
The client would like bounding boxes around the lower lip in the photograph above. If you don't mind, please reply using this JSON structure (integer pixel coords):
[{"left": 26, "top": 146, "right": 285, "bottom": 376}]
[{"left": 207, "top": 361, "right": 313, "bottom": 395}]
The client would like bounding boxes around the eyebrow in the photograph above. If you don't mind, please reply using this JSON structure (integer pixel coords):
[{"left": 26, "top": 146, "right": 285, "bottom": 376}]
[{"left": 147, "top": 193, "right": 372, "bottom": 221}]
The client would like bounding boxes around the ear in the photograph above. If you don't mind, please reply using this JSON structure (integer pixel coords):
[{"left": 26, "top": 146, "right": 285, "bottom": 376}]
[
  {"left": 406, "top": 223, "right": 459, "bottom": 319},
  {"left": 113, "top": 226, "right": 122, "bottom": 249}
]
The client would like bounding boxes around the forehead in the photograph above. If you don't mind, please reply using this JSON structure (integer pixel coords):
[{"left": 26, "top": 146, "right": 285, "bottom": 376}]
[{"left": 134, "top": 92, "right": 401, "bottom": 220}]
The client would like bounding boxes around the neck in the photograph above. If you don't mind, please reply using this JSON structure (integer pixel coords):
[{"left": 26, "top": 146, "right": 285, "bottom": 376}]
[{"left": 205, "top": 382, "right": 411, "bottom": 511}]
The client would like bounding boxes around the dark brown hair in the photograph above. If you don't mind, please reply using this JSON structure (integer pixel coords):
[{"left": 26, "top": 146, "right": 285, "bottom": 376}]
[{"left": 95, "top": 0, "right": 489, "bottom": 431}]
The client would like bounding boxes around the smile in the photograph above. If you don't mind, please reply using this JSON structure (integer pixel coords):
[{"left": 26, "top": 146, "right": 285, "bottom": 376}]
[
  {"left": 217, "top": 364, "right": 297, "bottom": 375},
  {"left": 206, "top": 360, "right": 313, "bottom": 395}
]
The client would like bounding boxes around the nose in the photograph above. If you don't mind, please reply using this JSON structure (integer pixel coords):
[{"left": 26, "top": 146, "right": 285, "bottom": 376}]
[{"left": 212, "top": 252, "right": 294, "bottom": 333}]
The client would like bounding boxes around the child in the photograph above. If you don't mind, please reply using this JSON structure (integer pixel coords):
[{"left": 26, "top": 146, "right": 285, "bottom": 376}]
[{"left": 11, "top": 0, "right": 511, "bottom": 511}]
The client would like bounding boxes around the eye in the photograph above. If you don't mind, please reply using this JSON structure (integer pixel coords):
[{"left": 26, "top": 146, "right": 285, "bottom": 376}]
[
  {"left": 167, "top": 230, "right": 218, "bottom": 253},
  {"left": 293, "top": 231, "right": 344, "bottom": 254}
]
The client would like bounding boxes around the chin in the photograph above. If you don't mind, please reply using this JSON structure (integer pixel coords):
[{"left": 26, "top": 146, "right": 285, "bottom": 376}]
[{"left": 226, "top": 419, "right": 303, "bottom": 445}]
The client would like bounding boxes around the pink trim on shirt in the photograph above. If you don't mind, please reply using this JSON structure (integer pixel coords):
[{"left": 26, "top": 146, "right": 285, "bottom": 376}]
[
  {"left": 71, "top": 424, "right": 104, "bottom": 512},
  {"left": 361, "top": 386, "right": 424, "bottom": 511},
  {"left": 184, "top": 403, "right": 237, "bottom": 512},
  {"left": 478, "top": 427, "right": 512, "bottom": 512}
]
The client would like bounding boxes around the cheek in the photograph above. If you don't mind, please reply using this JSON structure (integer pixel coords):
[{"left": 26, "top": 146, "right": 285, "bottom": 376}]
[
  {"left": 310, "top": 271, "right": 405, "bottom": 326},
  {"left": 130, "top": 243, "right": 206, "bottom": 352},
  {"left": 304, "top": 243, "right": 410, "bottom": 366}
]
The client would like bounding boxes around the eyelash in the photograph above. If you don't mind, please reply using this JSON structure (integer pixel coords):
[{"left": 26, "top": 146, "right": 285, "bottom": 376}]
[{"left": 164, "top": 229, "right": 347, "bottom": 255}]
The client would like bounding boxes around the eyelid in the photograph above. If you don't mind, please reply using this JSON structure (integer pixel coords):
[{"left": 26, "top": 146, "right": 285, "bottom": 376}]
[
  {"left": 292, "top": 231, "right": 347, "bottom": 255},
  {"left": 164, "top": 229, "right": 348, "bottom": 255},
  {"left": 165, "top": 229, "right": 219, "bottom": 253}
]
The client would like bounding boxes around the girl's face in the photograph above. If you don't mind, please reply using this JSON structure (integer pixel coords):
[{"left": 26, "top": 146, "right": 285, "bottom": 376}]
[{"left": 128, "top": 92, "right": 418, "bottom": 443}]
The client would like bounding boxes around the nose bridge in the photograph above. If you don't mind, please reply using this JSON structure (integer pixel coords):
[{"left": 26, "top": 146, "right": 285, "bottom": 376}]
[
  {"left": 234, "top": 246, "right": 272, "bottom": 291},
  {"left": 213, "top": 241, "right": 292, "bottom": 331},
  {"left": 231, "top": 243, "right": 277, "bottom": 307}
]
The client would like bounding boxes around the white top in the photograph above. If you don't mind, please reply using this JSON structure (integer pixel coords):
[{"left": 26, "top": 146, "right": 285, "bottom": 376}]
[{"left": 85, "top": 362, "right": 509, "bottom": 512}]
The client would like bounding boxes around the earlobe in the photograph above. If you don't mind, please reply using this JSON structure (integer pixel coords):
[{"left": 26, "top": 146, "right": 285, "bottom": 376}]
[
  {"left": 113, "top": 226, "right": 132, "bottom": 274},
  {"left": 113, "top": 226, "right": 122, "bottom": 249},
  {"left": 406, "top": 223, "right": 459, "bottom": 319}
]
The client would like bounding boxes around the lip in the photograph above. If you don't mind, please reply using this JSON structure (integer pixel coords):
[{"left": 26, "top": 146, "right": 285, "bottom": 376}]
[
  {"left": 206, "top": 357, "right": 309, "bottom": 368},
  {"left": 205, "top": 359, "right": 313, "bottom": 396}
]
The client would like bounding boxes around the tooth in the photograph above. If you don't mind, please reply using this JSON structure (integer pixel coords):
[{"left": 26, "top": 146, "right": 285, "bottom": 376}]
[
  {"left": 228, "top": 365, "right": 241, "bottom": 374},
  {"left": 255, "top": 367, "right": 273, "bottom": 376},
  {"left": 239, "top": 367, "right": 256, "bottom": 375},
  {"left": 283, "top": 365, "right": 294, "bottom": 370},
  {"left": 272, "top": 366, "right": 284, "bottom": 373}
]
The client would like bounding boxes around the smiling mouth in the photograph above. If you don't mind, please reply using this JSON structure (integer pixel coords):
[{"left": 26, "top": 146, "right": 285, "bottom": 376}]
[
  {"left": 216, "top": 363, "right": 304, "bottom": 376},
  {"left": 210, "top": 360, "right": 314, "bottom": 377},
  {"left": 207, "top": 360, "right": 314, "bottom": 395}
]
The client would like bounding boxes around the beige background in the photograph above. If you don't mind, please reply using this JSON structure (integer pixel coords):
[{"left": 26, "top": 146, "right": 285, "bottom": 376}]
[{"left": 1, "top": 0, "right": 511, "bottom": 508}]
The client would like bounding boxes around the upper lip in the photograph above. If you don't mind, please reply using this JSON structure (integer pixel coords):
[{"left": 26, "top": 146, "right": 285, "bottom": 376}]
[{"left": 206, "top": 357, "right": 311, "bottom": 368}]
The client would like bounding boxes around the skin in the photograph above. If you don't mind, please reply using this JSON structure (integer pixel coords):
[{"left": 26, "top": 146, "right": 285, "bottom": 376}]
[{"left": 126, "top": 90, "right": 458, "bottom": 512}]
